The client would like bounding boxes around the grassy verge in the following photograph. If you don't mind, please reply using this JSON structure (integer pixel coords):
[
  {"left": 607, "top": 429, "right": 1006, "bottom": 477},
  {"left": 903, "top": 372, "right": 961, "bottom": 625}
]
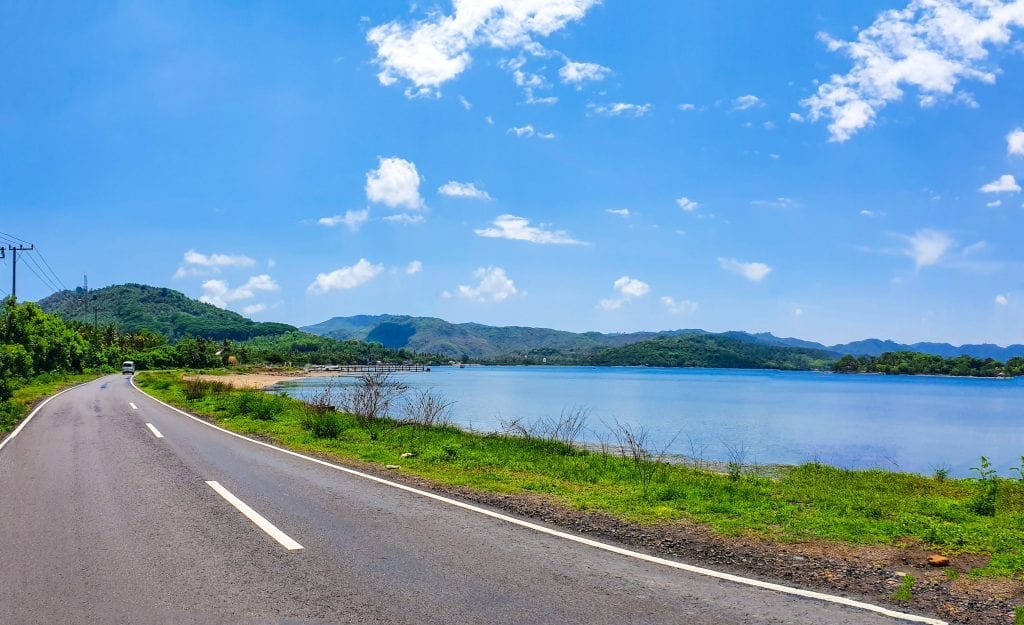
[
  {"left": 137, "top": 370, "right": 1024, "bottom": 579},
  {"left": 0, "top": 372, "right": 105, "bottom": 437}
]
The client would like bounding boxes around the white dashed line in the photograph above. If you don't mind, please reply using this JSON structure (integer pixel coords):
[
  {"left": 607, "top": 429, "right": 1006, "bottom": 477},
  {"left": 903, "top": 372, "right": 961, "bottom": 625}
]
[
  {"left": 145, "top": 423, "right": 164, "bottom": 439},
  {"left": 205, "top": 480, "right": 303, "bottom": 551},
  {"left": 129, "top": 402, "right": 138, "bottom": 410}
]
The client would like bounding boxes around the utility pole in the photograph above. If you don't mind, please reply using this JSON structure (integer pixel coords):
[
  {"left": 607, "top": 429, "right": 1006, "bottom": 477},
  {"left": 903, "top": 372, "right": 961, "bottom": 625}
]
[{"left": 7, "top": 244, "right": 33, "bottom": 300}]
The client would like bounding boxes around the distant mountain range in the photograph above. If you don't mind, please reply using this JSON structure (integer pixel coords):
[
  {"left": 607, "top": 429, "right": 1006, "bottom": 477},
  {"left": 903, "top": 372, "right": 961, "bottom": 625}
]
[
  {"left": 301, "top": 314, "right": 1024, "bottom": 361},
  {"left": 34, "top": 285, "right": 1024, "bottom": 363}
]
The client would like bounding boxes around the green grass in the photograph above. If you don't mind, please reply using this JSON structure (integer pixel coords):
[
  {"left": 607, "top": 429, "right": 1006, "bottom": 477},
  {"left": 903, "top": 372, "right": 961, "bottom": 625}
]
[
  {"left": 892, "top": 574, "right": 915, "bottom": 603},
  {"left": 137, "top": 371, "right": 1024, "bottom": 579},
  {"left": 0, "top": 372, "right": 104, "bottom": 437}
]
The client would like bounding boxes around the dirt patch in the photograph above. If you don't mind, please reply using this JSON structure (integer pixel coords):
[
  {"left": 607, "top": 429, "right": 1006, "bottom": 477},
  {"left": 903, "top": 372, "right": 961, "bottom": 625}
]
[{"left": 184, "top": 371, "right": 357, "bottom": 390}]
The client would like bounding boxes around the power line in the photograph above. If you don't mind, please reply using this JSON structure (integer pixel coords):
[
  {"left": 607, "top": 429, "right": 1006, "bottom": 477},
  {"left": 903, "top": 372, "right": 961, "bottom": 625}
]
[
  {"left": 31, "top": 247, "right": 68, "bottom": 291},
  {"left": 22, "top": 250, "right": 63, "bottom": 294},
  {"left": 0, "top": 232, "right": 71, "bottom": 294},
  {"left": 22, "top": 254, "right": 62, "bottom": 295},
  {"left": 0, "top": 231, "right": 31, "bottom": 246}
]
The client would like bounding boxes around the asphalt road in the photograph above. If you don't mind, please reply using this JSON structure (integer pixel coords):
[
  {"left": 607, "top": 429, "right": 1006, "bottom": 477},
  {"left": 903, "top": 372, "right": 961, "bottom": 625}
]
[{"left": 0, "top": 375, "right": 942, "bottom": 625}]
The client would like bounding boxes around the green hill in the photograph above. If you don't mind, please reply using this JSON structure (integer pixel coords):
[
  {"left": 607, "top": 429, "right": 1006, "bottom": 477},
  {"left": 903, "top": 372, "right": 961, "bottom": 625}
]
[
  {"left": 38, "top": 284, "right": 296, "bottom": 341},
  {"left": 581, "top": 334, "right": 836, "bottom": 370},
  {"left": 302, "top": 314, "right": 697, "bottom": 359}
]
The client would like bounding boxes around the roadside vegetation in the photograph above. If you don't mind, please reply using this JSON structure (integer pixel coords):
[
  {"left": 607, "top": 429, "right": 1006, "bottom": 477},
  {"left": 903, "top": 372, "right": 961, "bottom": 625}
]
[
  {"left": 0, "top": 297, "right": 108, "bottom": 436},
  {"left": 138, "top": 370, "right": 1024, "bottom": 579}
]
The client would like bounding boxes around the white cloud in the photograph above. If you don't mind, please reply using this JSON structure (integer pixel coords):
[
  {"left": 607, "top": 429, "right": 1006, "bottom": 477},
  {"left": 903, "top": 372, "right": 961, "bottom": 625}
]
[
  {"left": 986, "top": 199, "right": 1003, "bottom": 207},
  {"left": 318, "top": 209, "right": 370, "bottom": 231},
  {"left": 242, "top": 304, "right": 266, "bottom": 315},
  {"left": 751, "top": 197, "right": 798, "bottom": 208},
  {"left": 182, "top": 249, "right": 255, "bottom": 269},
  {"left": 447, "top": 266, "right": 519, "bottom": 302},
  {"left": 763, "top": 121, "right": 776, "bottom": 130},
  {"left": 606, "top": 208, "right": 632, "bottom": 217},
  {"left": 475, "top": 214, "right": 586, "bottom": 244},
  {"left": 614, "top": 276, "right": 650, "bottom": 298},
  {"left": 459, "top": 95, "right": 472, "bottom": 110},
  {"left": 733, "top": 94, "right": 761, "bottom": 110},
  {"left": 903, "top": 229, "right": 955, "bottom": 268},
  {"left": 587, "top": 102, "right": 652, "bottom": 117},
  {"left": 307, "top": 259, "right": 384, "bottom": 295},
  {"left": 676, "top": 196, "right": 699, "bottom": 211},
  {"left": 1008, "top": 127, "right": 1024, "bottom": 155},
  {"left": 599, "top": 275, "right": 650, "bottom": 310},
  {"left": 980, "top": 174, "right": 1021, "bottom": 193},
  {"left": 406, "top": 260, "right": 423, "bottom": 275},
  {"left": 507, "top": 124, "right": 556, "bottom": 139},
  {"left": 789, "top": 112, "right": 805, "bottom": 122},
  {"left": 524, "top": 89, "right": 559, "bottom": 105},
  {"left": 383, "top": 213, "right": 426, "bottom": 225},
  {"left": 485, "top": 115, "right": 494, "bottom": 124},
  {"left": 860, "top": 209, "right": 878, "bottom": 217},
  {"left": 367, "top": 0, "right": 600, "bottom": 97},
  {"left": 803, "top": 1, "right": 1024, "bottom": 142},
  {"left": 438, "top": 181, "right": 492, "bottom": 200},
  {"left": 200, "top": 274, "right": 279, "bottom": 308},
  {"left": 559, "top": 60, "right": 611, "bottom": 85},
  {"left": 173, "top": 249, "right": 256, "bottom": 279},
  {"left": 718, "top": 258, "right": 772, "bottom": 282},
  {"left": 793, "top": 307, "right": 804, "bottom": 317},
  {"left": 962, "top": 240, "right": 987, "bottom": 256},
  {"left": 995, "top": 294, "right": 1009, "bottom": 305},
  {"left": 661, "top": 296, "right": 698, "bottom": 314},
  {"left": 678, "top": 103, "right": 696, "bottom": 111},
  {"left": 366, "top": 157, "right": 424, "bottom": 209}
]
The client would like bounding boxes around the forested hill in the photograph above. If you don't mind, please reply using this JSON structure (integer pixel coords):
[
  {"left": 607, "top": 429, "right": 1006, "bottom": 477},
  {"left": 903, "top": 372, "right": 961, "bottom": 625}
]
[
  {"left": 305, "top": 314, "right": 1024, "bottom": 362},
  {"left": 302, "top": 314, "right": 697, "bottom": 359},
  {"left": 578, "top": 334, "right": 836, "bottom": 370},
  {"left": 38, "top": 284, "right": 296, "bottom": 341}
]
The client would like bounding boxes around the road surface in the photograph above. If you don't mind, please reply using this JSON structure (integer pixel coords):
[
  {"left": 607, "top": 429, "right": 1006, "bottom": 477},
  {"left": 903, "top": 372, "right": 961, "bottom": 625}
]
[{"left": 0, "top": 375, "right": 941, "bottom": 625}]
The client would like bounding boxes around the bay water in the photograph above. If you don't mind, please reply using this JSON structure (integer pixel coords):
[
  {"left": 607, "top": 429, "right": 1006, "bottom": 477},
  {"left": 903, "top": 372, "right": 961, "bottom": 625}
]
[{"left": 275, "top": 366, "right": 1024, "bottom": 477}]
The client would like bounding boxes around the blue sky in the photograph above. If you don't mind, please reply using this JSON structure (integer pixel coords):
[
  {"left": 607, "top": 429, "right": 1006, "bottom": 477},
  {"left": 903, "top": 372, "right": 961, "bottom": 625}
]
[{"left": 2, "top": 1, "right": 1024, "bottom": 346}]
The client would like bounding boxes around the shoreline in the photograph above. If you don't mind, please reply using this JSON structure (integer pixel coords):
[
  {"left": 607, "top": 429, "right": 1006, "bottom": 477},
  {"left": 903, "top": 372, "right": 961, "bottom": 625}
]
[{"left": 185, "top": 370, "right": 362, "bottom": 390}]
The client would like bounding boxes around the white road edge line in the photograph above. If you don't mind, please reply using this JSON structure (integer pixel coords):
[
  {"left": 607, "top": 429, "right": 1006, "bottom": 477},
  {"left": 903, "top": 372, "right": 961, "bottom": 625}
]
[
  {"left": 129, "top": 402, "right": 138, "bottom": 410},
  {"left": 205, "top": 480, "right": 303, "bottom": 551},
  {"left": 131, "top": 377, "right": 945, "bottom": 625},
  {"left": 0, "top": 382, "right": 91, "bottom": 453},
  {"left": 145, "top": 423, "right": 164, "bottom": 439}
]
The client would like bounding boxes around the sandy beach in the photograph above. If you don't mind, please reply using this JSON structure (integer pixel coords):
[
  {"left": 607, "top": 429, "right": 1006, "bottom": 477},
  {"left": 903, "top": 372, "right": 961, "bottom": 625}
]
[{"left": 184, "top": 371, "right": 357, "bottom": 390}]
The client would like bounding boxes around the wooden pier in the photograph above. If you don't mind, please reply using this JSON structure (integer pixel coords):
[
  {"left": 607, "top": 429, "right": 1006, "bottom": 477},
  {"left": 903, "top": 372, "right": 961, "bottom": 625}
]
[{"left": 304, "top": 364, "right": 430, "bottom": 373}]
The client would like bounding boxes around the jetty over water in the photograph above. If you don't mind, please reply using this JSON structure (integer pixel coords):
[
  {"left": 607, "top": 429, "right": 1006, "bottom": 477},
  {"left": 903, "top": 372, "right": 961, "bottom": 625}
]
[{"left": 304, "top": 364, "right": 430, "bottom": 373}]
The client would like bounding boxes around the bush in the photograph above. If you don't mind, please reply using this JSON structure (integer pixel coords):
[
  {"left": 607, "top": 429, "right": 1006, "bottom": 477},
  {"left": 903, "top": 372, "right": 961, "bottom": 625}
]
[
  {"left": 340, "top": 371, "right": 408, "bottom": 424},
  {"left": 300, "top": 406, "right": 343, "bottom": 438},
  {"left": 182, "top": 377, "right": 233, "bottom": 401},
  {"left": 231, "top": 389, "right": 281, "bottom": 421}
]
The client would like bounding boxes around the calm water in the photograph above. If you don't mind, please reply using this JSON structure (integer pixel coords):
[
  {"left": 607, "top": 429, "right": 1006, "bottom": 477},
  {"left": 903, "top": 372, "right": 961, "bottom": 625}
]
[{"left": 275, "top": 366, "right": 1024, "bottom": 476}]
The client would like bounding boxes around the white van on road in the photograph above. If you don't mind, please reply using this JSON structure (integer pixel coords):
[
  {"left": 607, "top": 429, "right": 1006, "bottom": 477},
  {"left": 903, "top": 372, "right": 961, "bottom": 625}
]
[{"left": 122, "top": 361, "right": 135, "bottom": 375}]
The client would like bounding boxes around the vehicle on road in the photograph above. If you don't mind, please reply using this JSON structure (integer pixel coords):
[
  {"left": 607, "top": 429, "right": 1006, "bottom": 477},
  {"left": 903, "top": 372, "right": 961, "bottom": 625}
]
[{"left": 121, "top": 361, "right": 135, "bottom": 375}]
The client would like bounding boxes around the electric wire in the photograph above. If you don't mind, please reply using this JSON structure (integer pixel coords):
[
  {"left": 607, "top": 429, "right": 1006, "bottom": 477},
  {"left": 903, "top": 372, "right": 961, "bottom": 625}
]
[
  {"left": 0, "top": 231, "right": 31, "bottom": 245},
  {"left": 0, "top": 231, "right": 71, "bottom": 293},
  {"left": 31, "top": 247, "right": 69, "bottom": 291},
  {"left": 21, "top": 257, "right": 62, "bottom": 295}
]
